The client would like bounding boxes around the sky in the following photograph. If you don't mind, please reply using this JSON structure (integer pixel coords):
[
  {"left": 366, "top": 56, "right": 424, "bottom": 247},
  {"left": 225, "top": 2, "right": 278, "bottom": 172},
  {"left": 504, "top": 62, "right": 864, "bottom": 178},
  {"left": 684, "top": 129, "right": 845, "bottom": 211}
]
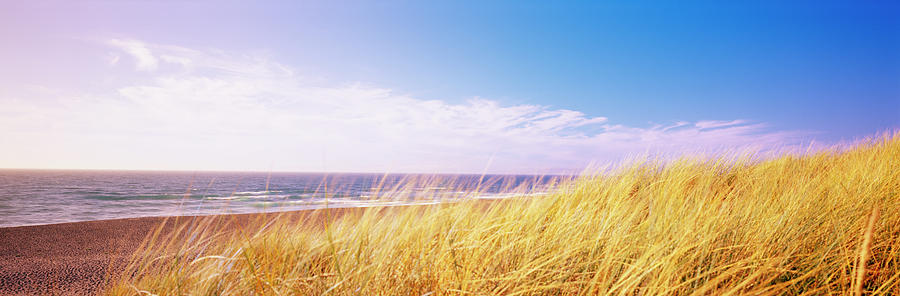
[{"left": 0, "top": 1, "right": 897, "bottom": 174}]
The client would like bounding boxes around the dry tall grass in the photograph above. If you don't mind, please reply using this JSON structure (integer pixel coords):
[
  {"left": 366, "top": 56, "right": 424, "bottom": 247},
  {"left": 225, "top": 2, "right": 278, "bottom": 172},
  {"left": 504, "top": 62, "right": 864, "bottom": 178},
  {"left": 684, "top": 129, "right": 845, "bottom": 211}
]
[{"left": 109, "top": 132, "right": 899, "bottom": 295}]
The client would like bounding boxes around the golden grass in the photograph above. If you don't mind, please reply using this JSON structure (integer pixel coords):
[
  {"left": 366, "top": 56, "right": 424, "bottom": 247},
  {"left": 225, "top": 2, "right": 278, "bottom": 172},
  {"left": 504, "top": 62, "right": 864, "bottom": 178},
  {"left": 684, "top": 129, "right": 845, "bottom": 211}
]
[{"left": 109, "top": 131, "right": 899, "bottom": 295}]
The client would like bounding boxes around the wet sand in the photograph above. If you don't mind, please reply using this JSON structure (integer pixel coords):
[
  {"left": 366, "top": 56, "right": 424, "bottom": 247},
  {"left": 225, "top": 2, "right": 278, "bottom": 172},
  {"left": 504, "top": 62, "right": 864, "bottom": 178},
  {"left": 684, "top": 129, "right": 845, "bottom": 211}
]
[{"left": 0, "top": 207, "right": 366, "bottom": 295}]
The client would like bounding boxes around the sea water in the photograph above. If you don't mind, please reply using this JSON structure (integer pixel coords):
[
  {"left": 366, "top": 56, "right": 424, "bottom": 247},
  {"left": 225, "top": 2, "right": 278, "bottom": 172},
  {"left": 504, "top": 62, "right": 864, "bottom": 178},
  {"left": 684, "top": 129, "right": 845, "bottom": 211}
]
[{"left": 0, "top": 170, "right": 557, "bottom": 227}]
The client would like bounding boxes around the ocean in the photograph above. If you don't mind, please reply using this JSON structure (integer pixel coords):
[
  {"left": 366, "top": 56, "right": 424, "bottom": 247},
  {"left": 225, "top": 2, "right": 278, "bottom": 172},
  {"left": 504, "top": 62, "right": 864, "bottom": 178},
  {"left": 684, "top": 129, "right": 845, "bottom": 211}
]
[{"left": 0, "top": 170, "right": 558, "bottom": 227}]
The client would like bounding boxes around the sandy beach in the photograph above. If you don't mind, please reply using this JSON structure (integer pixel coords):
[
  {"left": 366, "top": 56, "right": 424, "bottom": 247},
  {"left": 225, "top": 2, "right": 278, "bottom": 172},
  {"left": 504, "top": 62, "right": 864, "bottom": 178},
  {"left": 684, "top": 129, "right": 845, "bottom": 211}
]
[{"left": 0, "top": 208, "right": 361, "bottom": 295}]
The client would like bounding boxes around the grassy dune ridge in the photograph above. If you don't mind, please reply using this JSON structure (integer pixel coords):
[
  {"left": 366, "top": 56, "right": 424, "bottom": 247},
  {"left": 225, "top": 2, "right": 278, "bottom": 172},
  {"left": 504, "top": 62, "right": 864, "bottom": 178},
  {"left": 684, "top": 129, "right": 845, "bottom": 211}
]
[{"left": 111, "top": 132, "right": 899, "bottom": 295}]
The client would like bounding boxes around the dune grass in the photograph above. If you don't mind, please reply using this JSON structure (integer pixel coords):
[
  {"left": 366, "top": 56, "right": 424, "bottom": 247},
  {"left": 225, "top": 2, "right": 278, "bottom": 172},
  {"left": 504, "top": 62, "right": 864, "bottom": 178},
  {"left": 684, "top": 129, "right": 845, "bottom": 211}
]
[{"left": 109, "top": 132, "right": 899, "bottom": 295}]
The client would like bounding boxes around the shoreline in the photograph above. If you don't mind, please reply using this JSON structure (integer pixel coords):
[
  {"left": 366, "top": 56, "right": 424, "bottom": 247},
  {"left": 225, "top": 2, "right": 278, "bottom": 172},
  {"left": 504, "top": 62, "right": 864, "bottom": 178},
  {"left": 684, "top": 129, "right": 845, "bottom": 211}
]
[
  {"left": 0, "top": 207, "right": 373, "bottom": 295},
  {"left": 0, "top": 200, "right": 443, "bottom": 229}
]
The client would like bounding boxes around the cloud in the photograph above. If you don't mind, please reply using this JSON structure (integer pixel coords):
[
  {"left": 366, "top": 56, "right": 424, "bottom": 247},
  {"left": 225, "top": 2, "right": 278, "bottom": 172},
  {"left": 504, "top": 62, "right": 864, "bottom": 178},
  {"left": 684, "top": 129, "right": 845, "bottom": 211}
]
[
  {"left": 108, "top": 39, "right": 158, "bottom": 71},
  {"left": 107, "top": 53, "right": 120, "bottom": 66},
  {"left": 0, "top": 40, "right": 806, "bottom": 173},
  {"left": 695, "top": 120, "right": 747, "bottom": 130}
]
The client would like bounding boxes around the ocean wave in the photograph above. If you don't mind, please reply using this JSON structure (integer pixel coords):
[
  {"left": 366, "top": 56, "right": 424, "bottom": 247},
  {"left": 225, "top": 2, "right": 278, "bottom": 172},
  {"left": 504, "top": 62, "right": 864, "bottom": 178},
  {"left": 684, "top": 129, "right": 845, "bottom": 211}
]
[
  {"left": 233, "top": 190, "right": 283, "bottom": 195},
  {"left": 83, "top": 194, "right": 188, "bottom": 201}
]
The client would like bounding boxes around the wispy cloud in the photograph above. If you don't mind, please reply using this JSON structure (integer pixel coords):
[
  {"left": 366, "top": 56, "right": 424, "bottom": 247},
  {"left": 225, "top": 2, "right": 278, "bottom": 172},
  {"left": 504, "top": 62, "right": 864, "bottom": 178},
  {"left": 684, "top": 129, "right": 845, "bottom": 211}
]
[
  {"left": 108, "top": 39, "right": 158, "bottom": 71},
  {"left": 695, "top": 120, "right": 747, "bottom": 130},
  {"left": 0, "top": 39, "right": 805, "bottom": 173}
]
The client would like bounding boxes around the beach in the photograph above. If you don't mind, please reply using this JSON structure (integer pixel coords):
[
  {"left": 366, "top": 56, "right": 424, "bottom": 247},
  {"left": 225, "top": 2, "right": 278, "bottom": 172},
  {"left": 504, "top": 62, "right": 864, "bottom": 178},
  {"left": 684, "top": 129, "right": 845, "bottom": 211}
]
[
  {"left": 2, "top": 2, "right": 896, "bottom": 294},
  {"left": 0, "top": 208, "right": 361, "bottom": 295}
]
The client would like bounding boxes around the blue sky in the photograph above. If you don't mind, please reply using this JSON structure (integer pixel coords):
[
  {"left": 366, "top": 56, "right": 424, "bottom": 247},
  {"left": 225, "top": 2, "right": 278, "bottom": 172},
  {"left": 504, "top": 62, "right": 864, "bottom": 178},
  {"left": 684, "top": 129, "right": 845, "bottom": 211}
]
[{"left": 0, "top": 1, "right": 897, "bottom": 173}]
